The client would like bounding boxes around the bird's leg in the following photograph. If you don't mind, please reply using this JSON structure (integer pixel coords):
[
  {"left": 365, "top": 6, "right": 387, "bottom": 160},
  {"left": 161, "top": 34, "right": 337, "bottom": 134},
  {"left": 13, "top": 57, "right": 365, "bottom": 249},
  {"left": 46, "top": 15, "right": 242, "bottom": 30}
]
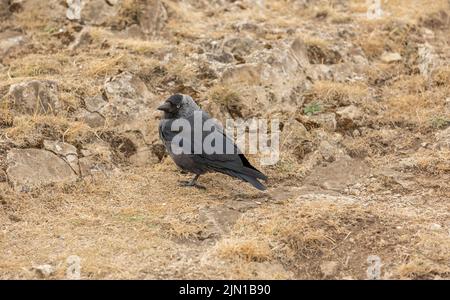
[
  {"left": 187, "top": 174, "right": 200, "bottom": 186},
  {"left": 179, "top": 174, "right": 206, "bottom": 189}
]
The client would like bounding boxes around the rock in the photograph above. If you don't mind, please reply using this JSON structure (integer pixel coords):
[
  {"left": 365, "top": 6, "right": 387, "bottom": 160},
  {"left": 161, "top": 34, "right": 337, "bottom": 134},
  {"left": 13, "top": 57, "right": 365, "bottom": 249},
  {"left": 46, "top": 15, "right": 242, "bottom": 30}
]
[
  {"left": 78, "top": 141, "right": 114, "bottom": 177},
  {"left": 101, "top": 72, "right": 158, "bottom": 144},
  {"left": 336, "top": 105, "right": 363, "bottom": 120},
  {"left": 66, "top": 0, "right": 82, "bottom": 21},
  {"left": 0, "top": 30, "right": 26, "bottom": 61},
  {"left": 124, "top": 133, "right": 160, "bottom": 166},
  {"left": 43, "top": 140, "right": 80, "bottom": 174},
  {"left": 233, "top": 21, "right": 260, "bottom": 33},
  {"left": 205, "top": 36, "right": 311, "bottom": 120},
  {"left": 290, "top": 37, "right": 311, "bottom": 69},
  {"left": 434, "top": 127, "right": 450, "bottom": 150},
  {"left": 6, "top": 149, "right": 77, "bottom": 191},
  {"left": 135, "top": 0, "right": 168, "bottom": 37},
  {"left": 309, "top": 113, "right": 337, "bottom": 131},
  {"left": 206, "top": 51, "right": 235, "bottom": 64},
  {"left": 74, "top": 109, "right": 106, "bottom": 128},
  {"left": 0, "top": 0, "right": 11, "bottom": 18},
  {"left": 124, "top": 24, "right": 145, "bottom": 39},
  {"left": 6, "top": 80, "right": 60, "bottom": 115},
  {"left": 306, "top": 44, "right": 342, "bottom": 65},
  {"left": 66, "top": 255, "right": 81, "bottom": 279},
  {"left": 430, "top": 223, "right": 442, "bottom": 231},
  {"left": 417, "top": 43, "right": 436, "bottom": 78},
  {"left": 281, "top": 119, "right": 313, "bottom": 161},
  {"left": 380, "top": 52, "right": 402, "bottom": 63},
  {"left": 320, "top": 261, "right": 339, "bottom": 277},
  {"left": 223, "top": 36, "right": 259, "bottom": 58},
  {"left": 68, "top": 27, "right": 93, "bottom": 50},
  {"left": 336, "top": 105, "right": 363, "bottom": 131},
  {"left": 32, "top": 264, "right": 54, "bottom": 278},
  {"left": 74, "top": 94, "right": 108, "bottom": 127},
  {"left": 84, "top": 95, "right": 107, "bottom": 112},
  {"left": 66, "top": 0, "right": 122, "bottom": 25},
  {"left": 308, "top": 64, "right": 333, "bottom": 81}
]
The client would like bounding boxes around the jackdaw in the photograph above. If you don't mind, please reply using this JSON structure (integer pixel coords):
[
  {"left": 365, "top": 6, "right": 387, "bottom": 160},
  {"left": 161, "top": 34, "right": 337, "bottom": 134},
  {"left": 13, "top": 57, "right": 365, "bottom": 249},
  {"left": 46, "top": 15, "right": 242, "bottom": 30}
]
[{"left": 157, "top": 94, "right": 267, "bottom": 190}]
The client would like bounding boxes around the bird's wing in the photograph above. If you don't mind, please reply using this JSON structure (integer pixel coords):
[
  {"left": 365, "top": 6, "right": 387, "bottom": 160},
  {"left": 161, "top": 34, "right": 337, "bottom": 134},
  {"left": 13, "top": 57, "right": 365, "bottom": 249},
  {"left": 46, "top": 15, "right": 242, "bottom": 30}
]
[
  {"left": 160, "top": 111, "right": 266, "bottom": 181},
  {"left": 193, "top": 112, "right": 267, "bottom": 180}
]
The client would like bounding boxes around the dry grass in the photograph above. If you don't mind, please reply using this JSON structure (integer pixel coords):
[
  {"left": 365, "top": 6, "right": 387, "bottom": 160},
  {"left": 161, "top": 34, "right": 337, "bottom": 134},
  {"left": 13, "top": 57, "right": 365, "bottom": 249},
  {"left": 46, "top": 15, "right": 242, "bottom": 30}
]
[
  {"left": 432, "top": 66, "right": 450, "bottom": 87},
  {"left": 215, "top": 238, "right": 272, "bottom": 262},
  {"left": 9, "top": 54, "right": 70, "bottom": 78},
  {"left": 5, "top": 115, "right": 93, "bottom": 147},
  {"left": 382, "top": 82, "right": 448, "bottom": 128},
  {"left": 0, "top": 0, "right": 449, "bottom": 280},
  {"left": 395, "top": 232, "right": 450, "bottom": 279},
  {"left": 306, "top": 81, "right": 368, "bottom": 107}
]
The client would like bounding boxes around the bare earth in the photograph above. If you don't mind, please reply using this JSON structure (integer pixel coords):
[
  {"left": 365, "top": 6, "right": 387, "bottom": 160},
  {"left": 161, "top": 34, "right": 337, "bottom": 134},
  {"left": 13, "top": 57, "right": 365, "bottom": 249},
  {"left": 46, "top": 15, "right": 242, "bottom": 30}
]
[{"left": 0, "top": 0, "right": 449, "bottom": 279}]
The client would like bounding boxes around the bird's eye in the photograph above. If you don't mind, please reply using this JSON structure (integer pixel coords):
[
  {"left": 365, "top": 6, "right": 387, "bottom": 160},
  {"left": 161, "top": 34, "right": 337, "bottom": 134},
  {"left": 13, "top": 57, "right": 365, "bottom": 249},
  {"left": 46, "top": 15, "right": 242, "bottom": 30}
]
[{"left": 176, "top": 104, "right": 181, "bottom": 109}]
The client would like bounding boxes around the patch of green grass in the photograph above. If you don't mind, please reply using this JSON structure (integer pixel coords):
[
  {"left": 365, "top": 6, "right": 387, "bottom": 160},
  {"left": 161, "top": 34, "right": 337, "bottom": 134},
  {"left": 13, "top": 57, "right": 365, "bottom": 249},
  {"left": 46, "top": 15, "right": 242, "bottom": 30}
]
[
  {"left": 430, "top": 116, "right": 450, "bottom": 129},
  {"left": 43, "top": 26, "right": 58, "bottom": 34},
  {"left": 303, "top": 102, "right": 322, "bottom": 116}
]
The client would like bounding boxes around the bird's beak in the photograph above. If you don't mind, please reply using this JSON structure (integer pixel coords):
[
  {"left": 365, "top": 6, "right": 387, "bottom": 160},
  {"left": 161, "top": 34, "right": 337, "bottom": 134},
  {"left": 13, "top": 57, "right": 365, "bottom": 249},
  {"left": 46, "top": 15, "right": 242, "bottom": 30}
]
[{"left": 157, "top": 102, "right": 172, "bottom": 112}]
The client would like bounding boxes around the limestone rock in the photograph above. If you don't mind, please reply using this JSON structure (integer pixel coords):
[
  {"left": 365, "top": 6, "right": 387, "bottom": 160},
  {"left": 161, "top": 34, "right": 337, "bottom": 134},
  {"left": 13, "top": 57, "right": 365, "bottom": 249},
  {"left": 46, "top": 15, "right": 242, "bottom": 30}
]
[
  {"left": 336, "top": 105, "right": 363, "bottom": 121},
  {"left": 0, "top": 0, "right": 10, "bottom": 18},
  {"left": 43, "top": 140, "right": 80, "bottom": 174},
  {"left": 68, "top": 27, "right": 93, "bottom": 50},
  {"left": 6, "top": 80, "right": 60, "bottom": 115},
  {"left": 434, "top": 127, "right": 450, "bottom": 150},
  {"left": 66, "top": 0, "right": 82, "bottom": 21},
  {"left": 67, "top": 0, "right": 121, "bottom": 25},
  {"left": 101, "top": 71, "right": 158, "bottom": 144},
  {"left": 381, "top": 52, "right": 402, "bottom": 63},
  {"left": 6, "top": 149, "right": 77, "bottom": 191},
  {"left": 32, "top": 264, "right": 55, "bottom": 278},
  {"left": 336, "top": 105, "right": 363, "bottom": 131},
  {"left": 309, "top": 113, "right": 337, "bottom": 131},
  {"left": 74, "top": 108, "right": 106, "bottom": 128},
  {"left": 223, "top": 36, "right": 259, "bottom": 59},
  {"left": 136, "top": 0, "right": 168, "bottom": 37},
  {"left": 0, "top": 30, "right": 26, "bottom": 61},
  {"left": 78, "top": 141, "right": 114, "bottom": 177}
]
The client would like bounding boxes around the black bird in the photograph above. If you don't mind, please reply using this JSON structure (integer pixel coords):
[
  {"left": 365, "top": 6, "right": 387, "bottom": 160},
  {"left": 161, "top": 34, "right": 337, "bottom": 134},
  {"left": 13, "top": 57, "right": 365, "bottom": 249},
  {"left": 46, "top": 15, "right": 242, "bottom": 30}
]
[{"left": 157, "top": 94, "right": 267, "bottom": 190}]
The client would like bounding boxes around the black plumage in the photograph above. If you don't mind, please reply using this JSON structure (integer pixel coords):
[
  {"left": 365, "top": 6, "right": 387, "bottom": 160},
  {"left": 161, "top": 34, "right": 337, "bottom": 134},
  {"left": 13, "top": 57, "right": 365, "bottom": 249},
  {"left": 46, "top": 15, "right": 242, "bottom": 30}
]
[{"left": 157, "top": 94, "right": 267, "bottom": 190}]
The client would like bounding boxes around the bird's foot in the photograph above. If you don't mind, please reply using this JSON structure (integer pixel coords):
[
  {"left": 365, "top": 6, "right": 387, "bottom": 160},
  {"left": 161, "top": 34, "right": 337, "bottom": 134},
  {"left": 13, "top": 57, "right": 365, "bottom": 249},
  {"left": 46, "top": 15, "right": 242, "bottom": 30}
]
[{"left": 179, "top": 180, "right": 206, "bottom": 190}]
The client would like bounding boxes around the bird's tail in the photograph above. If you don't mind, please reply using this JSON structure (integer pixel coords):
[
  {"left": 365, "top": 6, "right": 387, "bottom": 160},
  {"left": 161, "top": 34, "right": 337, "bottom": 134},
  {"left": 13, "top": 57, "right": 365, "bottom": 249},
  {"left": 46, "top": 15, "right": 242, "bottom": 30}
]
[
  {"left": 240, "top": 166, "right": 268, "bottom": 181},
  {"left": 229, "top": 171, "right": 267, "bottom": 191}
]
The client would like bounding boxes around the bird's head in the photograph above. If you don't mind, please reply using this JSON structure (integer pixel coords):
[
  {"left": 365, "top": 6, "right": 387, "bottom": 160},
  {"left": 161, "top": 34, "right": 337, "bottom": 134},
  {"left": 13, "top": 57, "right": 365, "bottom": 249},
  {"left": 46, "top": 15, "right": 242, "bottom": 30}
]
[{"left": 157, "top": 94, "right": 200, "bottom": 118}]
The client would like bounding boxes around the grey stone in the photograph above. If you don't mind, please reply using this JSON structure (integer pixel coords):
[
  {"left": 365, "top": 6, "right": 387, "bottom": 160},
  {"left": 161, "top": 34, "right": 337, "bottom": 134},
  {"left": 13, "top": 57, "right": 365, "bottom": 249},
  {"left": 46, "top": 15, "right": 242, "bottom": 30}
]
[
  {"left": 43, "top": 140, "right": 79, "bottom": 174},
  {"left": 6, "top": 80, "right": 60, "bottom": 115},
  {"left": 0, "top": 30, "right": 26, "bottom": 60},
  {"left": 7, "top": 149, "right": 77, "bottom": 191}
]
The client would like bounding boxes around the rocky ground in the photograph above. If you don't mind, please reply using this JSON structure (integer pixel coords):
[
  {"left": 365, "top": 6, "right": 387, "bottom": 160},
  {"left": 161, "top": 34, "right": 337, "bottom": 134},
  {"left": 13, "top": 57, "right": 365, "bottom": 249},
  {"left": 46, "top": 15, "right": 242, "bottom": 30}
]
[{"left": 0, "top": 0, "right": 449, "bottom": 279}]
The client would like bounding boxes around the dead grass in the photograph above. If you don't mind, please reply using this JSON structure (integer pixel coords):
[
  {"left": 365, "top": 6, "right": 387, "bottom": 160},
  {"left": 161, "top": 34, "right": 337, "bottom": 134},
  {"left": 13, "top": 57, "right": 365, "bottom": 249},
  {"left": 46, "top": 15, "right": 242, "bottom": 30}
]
[
  {"left": 221, "top": 196, "right": 449, "bottom": 279},
  {"left": 432, "top": 66, "right": 450, "bottom": 87},
  {"left": 9, "top": 53, "right": 70, "bottom": 78},
  {"left": 306, "top": 81, "right": 368, "bottom": 107},
  {"left": 383, "top": 93, "right": 446, "bottom": 127},
  {"left": 0, "top": 0, "right": 449, "bottom": 280},
  {"left": 5, "top": 115, "right": 93, "bottom": 147},
  {"left": 395, "top": 231, "right": 450, "bottom": 279},
  {"left": 215, "top": 238, "right": 272, "bottom": 262}
]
